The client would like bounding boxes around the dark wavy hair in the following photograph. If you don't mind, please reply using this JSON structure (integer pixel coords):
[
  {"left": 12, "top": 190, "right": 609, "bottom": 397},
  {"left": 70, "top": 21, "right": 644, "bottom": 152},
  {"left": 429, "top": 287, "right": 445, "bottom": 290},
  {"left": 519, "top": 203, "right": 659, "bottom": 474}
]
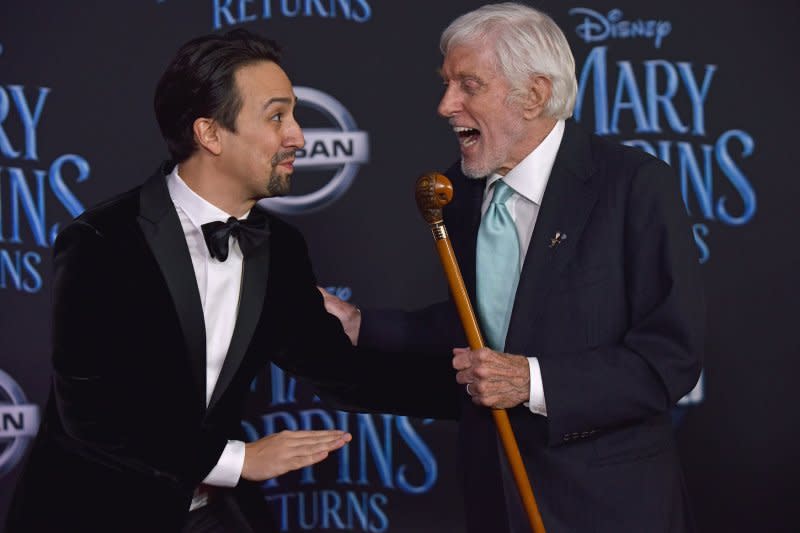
[{"left": 154, "top": 29, "right": 282, "bottom": 163}]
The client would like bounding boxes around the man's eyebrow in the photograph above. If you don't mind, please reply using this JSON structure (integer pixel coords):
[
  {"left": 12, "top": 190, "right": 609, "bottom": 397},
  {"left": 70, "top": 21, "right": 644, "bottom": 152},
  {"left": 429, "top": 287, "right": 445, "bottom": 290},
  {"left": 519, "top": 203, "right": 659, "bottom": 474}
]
[
  {"left": 262, "top": 96, "right": 296, "bottom": 110},
  {"left": 437, "top": 69, "right": 483, "bottom": 84}
]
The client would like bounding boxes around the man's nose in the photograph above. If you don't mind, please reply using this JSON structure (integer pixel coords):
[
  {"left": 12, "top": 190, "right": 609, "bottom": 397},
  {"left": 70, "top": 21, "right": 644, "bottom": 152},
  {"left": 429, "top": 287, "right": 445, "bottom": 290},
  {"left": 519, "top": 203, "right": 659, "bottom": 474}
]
[
  {"left": 285, "top": 118, "right": 305, "bottom": 149},
  {"left": 438, "top": 84, "right": 461, "bottom": 118}
]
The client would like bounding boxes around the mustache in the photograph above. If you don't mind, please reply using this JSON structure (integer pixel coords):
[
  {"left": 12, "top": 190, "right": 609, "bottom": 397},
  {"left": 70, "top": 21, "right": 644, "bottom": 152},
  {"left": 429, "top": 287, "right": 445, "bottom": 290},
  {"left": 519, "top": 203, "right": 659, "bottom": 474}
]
[{"left": 272, "top": 150, "right": 297, "bottom": 165}]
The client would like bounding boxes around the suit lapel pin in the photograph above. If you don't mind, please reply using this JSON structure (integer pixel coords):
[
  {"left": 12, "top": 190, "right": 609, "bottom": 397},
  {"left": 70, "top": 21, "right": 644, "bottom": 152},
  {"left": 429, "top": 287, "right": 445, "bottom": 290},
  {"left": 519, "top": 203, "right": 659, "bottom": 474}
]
[{"left": 549, "top": 231, "right": 567, "bottom": 248}]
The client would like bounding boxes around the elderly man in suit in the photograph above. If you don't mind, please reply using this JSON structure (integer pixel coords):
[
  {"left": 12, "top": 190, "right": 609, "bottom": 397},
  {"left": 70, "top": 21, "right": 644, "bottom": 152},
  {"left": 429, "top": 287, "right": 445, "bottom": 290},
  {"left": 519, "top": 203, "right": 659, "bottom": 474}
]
[
  {"left": 321, "top": 3, "right": 705, "bottom": 532},
  {"left": 6, "top": 29, "right": 456, "bottom": 532}
]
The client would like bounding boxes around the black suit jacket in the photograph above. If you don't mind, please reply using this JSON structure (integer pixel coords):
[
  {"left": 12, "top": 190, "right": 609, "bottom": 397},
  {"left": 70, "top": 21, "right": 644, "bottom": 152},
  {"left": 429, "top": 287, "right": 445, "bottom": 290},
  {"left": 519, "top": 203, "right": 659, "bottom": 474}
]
[
  {"left": 360, "top": 121, "right": 705, "bottom": 532},
  {"left": 7, "top": 165, "right": 459, "bottom": 532}
]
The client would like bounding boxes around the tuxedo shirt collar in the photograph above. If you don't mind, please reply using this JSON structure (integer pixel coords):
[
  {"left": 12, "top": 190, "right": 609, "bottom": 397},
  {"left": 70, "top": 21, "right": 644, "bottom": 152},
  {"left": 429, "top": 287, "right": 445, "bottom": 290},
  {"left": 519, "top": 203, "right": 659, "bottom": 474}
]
[{"left": 166, "top": 165, "right": 250, "bottom": 231}]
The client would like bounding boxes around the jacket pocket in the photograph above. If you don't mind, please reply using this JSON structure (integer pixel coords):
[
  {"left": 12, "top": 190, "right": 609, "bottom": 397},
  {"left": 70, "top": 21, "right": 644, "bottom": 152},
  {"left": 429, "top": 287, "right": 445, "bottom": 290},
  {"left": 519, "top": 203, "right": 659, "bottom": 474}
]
[{"left": 589, "top": 418, "right": 674, "bottom": 467}]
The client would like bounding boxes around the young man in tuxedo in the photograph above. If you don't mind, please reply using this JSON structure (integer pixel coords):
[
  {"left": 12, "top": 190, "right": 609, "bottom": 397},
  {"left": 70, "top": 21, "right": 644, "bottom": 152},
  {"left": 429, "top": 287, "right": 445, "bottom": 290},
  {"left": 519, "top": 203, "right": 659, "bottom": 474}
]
[{"left": 7, "top": 29, "right": 456, "bottom": 532}]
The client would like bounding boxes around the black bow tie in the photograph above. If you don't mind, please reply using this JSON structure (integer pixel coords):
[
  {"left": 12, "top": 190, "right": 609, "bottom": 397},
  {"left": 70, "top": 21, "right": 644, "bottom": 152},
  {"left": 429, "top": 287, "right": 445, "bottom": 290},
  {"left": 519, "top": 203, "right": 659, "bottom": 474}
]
[{"left": 200, "top": 211, "right": 270, "bottom": 261}]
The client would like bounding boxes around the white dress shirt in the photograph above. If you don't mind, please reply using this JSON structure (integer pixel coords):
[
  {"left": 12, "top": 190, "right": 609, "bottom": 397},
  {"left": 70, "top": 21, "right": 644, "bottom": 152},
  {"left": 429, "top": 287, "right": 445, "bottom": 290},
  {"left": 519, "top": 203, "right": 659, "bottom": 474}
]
[
  {"left": 166, "top": 167, "right": 246, "bottom": 509},
  {"left": 480, "top": 119, "right": 565, "bottom": 416}
]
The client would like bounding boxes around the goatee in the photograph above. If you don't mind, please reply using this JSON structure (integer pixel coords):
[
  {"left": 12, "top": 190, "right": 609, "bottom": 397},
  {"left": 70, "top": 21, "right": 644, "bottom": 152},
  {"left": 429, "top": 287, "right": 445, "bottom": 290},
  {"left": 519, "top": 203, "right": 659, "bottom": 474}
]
[
  {"left": 267, "top": 150, "right": 296, "bottom": 196},
  {"left": 267, "top": 172, "right": 290, "bottom": 197}
]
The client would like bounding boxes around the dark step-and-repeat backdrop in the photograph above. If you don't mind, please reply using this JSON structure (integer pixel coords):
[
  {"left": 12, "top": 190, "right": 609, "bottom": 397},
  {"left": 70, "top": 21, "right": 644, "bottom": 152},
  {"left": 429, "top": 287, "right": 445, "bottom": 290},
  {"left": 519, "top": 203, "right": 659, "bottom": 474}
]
[{"left": 1, "top": 1, "right": 798, "bottom": 531}]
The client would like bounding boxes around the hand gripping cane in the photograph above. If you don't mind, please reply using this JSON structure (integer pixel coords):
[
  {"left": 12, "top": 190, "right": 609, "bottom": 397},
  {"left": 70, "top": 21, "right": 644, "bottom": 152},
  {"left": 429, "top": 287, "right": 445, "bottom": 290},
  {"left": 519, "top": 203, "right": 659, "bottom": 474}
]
[{"left": 415, "top": 172, "right": 546, "bottom": 533}]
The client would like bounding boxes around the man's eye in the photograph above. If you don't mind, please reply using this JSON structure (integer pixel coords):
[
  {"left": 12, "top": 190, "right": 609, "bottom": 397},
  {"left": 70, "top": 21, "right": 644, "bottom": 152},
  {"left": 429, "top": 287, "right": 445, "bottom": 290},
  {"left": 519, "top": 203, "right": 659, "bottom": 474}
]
[
  {"left": 270, "top": 113, "right": 283, "bottom": 122},
  {"left": 461, "top": 80, "right": 481, "bottom": 93}
]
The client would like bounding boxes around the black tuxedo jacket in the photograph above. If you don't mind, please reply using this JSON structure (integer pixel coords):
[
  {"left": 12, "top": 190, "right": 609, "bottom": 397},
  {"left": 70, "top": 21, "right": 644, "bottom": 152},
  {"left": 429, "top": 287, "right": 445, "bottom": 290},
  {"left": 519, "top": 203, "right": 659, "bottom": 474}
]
[
  {"left": 6, "top": 165, "right": 459, "bottom": 532},
  {"left": 360, "top": 121, "right": 705, "bottom": 532}
]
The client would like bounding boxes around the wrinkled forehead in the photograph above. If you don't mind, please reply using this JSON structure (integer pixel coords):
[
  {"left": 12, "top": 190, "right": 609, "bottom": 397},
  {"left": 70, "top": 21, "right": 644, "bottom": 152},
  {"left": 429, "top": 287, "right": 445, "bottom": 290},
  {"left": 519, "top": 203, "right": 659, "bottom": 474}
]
[{"left": 439, "top": 43, "right": 500, "bottom": 80}]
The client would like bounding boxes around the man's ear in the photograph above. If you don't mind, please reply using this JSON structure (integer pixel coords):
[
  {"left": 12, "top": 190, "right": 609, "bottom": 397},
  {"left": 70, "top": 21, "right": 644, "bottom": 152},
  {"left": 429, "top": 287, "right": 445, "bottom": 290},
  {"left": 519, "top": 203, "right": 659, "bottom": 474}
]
[
  {"left": 521, "top": 75, "right": 552, "bottom": 119},
  {"left": 193, "top": 117, "right": 223, "bottom": 156}
]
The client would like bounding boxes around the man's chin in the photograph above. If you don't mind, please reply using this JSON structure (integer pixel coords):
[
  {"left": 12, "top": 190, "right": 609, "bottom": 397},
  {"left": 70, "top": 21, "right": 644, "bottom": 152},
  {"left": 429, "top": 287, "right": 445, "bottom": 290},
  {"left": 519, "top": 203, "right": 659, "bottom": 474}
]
[
  {"left": 461, "top": 158, "right": 489, "bottom": 179},
  {"left": 266, "top": 174, "right": 291, "bottom": 197}
]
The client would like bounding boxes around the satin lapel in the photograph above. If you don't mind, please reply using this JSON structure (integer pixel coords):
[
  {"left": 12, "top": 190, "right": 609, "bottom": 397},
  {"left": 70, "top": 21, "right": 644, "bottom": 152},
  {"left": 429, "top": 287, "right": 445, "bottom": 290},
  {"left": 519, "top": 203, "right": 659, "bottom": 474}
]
[
  {"left": 505, "top": 122, "right": 601, "bottom": 350},
  {"left": 136, "top": 167, "right": 207, "bottom": 411},
  {"left": 208, "top": 215, "right": 271, "bottom": 411}
]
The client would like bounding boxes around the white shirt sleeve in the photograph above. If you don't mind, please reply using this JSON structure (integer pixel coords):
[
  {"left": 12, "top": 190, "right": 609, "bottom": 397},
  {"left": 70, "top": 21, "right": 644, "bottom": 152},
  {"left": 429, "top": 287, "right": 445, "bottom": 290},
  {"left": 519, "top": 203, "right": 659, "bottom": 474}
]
[
  {"left": 524, "top": 357, "right": 547, "bottom": 416},
  {"left": 202, "top": 439, "right": 245, "bottom": 487}
]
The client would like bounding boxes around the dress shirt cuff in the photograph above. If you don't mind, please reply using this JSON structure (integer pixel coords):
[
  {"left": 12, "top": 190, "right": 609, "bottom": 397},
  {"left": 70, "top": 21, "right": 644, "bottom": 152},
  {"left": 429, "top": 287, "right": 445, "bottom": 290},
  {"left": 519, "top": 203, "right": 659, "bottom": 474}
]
[
  {"left": 202, "top": 439, "right": 245, "bottom": 487},
  {"left": 524, "top": 357, "right": 547, "bottom": 416}
]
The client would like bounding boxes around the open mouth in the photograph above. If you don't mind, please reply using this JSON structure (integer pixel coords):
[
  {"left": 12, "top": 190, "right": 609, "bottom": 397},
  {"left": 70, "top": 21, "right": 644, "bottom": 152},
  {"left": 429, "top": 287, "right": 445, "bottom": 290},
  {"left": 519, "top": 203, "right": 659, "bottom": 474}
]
[{"left": 454, "top": 126, "right": 480, "bottom": 148}]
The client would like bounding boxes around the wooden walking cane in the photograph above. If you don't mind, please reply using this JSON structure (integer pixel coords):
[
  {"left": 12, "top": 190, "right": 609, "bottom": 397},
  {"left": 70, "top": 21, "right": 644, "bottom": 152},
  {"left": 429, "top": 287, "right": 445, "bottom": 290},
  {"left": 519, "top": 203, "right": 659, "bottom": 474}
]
[{"left": 415, "top": 172, "right": 546, "bottom": 533}]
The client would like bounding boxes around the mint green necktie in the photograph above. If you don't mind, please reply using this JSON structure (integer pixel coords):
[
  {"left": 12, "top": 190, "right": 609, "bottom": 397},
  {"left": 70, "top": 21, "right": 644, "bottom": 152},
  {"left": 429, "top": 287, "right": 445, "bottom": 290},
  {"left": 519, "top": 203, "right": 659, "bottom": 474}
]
[{"left": 476, "top": 180, "right": 521, "bottom": 351}]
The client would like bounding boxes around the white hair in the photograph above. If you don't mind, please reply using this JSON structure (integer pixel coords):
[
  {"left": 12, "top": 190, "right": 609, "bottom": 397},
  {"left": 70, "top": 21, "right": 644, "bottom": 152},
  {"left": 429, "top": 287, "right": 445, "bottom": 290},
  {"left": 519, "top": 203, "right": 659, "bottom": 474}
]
[{"left": 440, "top": 2, "right": 577, "bottom": 119}]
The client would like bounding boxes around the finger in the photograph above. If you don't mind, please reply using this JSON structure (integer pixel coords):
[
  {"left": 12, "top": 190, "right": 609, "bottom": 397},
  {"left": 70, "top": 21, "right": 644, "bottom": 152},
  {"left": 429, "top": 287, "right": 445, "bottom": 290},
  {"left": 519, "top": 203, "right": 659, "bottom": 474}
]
[
  {"left": 297, "top": 449, "right": 341, "bottom": 469},
  {"left": 278, "top": 430, "right": 349, "bottom": 440},
  {"left": 471, "top": 394, "right": 485, "bottom": 407},
  {"left": 317, "top": 287, "right": 340, "bottom": 311},
  {"left": 283, "top": 450, "right": 330, "bottom": 472},
  {"left": 288, "top": 437, "right": 350, "bottom": 469},
  {"left": 284, "top": 433, "right": 352, "bottom": 449},
  {"left": 302, "top": 437, "right": 349, "bottom": 456},
  {"left": 455, "top": 370, "right": 474, "bottom": 385},
  {"left": 471, "top": 387, "right": 499, "bottom": 407},
  {"left": 452, "top": 353, "right": 472, "bottom": 370},
  {"left": 473, "top": 347, "right": 496, "bottom": 363},
  {"left": 308, "top": 450, "right": 330, "bottom": 464}
]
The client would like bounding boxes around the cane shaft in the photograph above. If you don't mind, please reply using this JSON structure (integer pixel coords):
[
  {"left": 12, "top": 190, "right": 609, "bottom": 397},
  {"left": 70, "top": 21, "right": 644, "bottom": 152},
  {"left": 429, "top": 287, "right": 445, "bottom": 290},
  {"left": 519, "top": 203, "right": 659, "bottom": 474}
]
[
  {"left": 430, "top": 223, "right": 546, "bottom": 533},
  {"left": 493, "top": 409, "right": 546, "bottom": 533},
  {"left": 433, "top": 233, "right": 484, "bottom": 348}
]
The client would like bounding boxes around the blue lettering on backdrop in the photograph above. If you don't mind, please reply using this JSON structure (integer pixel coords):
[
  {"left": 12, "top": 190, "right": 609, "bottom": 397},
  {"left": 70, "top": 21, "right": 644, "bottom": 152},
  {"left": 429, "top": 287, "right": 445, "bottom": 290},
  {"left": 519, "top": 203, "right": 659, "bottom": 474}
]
[
  {"left": 570, "top": 12, "right": 757, "bottom": 263},
  {"left": 211, "top": 0, "right": 372, "bottom": 29},
  {"left": 0, "top": 86, "right": 49, "bottom": 160},
  {"left": 569, "top": 8, "right": 672, "bottom": 49},
  {"left": 394, "top": 416, "right": 437, "bottom": 494},
  {"left": 575, "top": 47, "right": 716, "bottom": 136},
  {"left": 265, "top": 491, "right": 389, "bottom": 532},
  {"left": 241, "top": 287, "right": 438, "bottom": 531},
  {"left": 0, "top": 82, "right": 90, "bottom": 294},
  {"left": 692, "top": 223, "right": 710, "bottom": 264}
]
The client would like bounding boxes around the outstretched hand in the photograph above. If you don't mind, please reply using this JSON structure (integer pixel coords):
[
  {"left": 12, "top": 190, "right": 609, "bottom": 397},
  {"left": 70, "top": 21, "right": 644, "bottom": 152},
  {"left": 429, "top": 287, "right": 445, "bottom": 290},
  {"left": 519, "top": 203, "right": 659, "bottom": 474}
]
[
  {"left": 317, "top": 287, "right": 361, "bottom": 345},
  {"left": 241, "top": 430, "right": 351, "bottom": 481},
  {"left": 452, "top": 347, "right": 530, "bottom": 409}
]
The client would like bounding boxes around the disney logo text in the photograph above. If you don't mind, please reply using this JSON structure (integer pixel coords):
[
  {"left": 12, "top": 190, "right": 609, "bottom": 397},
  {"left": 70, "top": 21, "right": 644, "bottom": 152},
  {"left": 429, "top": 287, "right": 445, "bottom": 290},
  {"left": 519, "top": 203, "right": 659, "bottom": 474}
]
[{"left": 569, "top": 8, "right": 671, "bottom": 49}]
